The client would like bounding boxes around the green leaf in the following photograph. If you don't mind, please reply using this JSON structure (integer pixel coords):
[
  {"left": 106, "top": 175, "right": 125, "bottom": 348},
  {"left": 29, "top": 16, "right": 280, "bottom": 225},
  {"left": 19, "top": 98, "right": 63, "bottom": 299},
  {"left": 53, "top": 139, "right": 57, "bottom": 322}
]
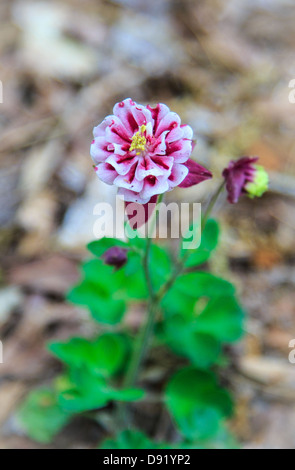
[
  {"left": 121, "top": 251, "right": 148, "bottom": 299},
  {"left": 195, "top": 296, "right": 245, "bottom": 342},
  {"left": 165, "top": 367, "right": 233, "bottom": 441},
  {"left": 159, "top": 314, "right": 221, "bottom": 368},
  {"left": 184, "top": 332, "right": 221, "bottom": 368},
  {"left": 17, "top": 388, "right": 71, "bottom": 444},
  {"left": 150, "top": 244, "right": 172, "bottom": 287},
  {"left": 58, "top": 374, "right": 109, "bottom": 413},
  {"left": 174, "top": 272, "right": 235, "bottom": 299},
  {"left": 90, "top": 298, "right": 126, "bottom": 324},
  {"left": 67, "top": 280, "right": 107, "bottom": 307},
  {"left": 58, "top": 368, "right": 144, "bottom": 413},
  {"left": 49, "top": 333, "right": 129, "bottom": 377},
  {"left": 101, "top": 430, "right": 170, "bottom": 449},
  {"left": 67, "top": 281, "right": 126, "bottom": 324},
  {"left": 161, "top": 288, "right": 196, "bottom": 319},
  {"left": 67, "top": 251, "right": 148, "bottom": 319},
  {"left": 81, "top": 259, "right": 125, "bottom": 295},
  {"left": 87, "top": 238, "right": 128, "bottom": 258},
  {"left": 181, "top": 219, "right": 220, "bottom": 267}
]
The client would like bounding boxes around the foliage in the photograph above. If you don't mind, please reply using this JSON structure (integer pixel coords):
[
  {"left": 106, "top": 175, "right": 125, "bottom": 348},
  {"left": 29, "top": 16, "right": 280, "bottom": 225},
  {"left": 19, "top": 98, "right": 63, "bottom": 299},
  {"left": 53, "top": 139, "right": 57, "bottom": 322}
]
[{"left": 18, "top": 220, "right": 244, "bottom": 448}]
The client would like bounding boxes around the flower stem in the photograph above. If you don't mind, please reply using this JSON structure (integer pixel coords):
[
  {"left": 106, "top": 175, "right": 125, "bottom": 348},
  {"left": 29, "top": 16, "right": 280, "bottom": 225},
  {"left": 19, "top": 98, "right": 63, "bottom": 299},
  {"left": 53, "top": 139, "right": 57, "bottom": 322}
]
[
  {"left": 118, "top": 193, "right": 163, "bottom": 427},
  {"left": 202, "top": 181, "right": 225, "bottom": 231},
  {"left": 124, "top": 301, "right": 159, "bottom": 390},
  {"left": 143, "top": 235, "right": 155, "bottom": 299},
  {"left": 117, "top": 183, "right": 225, "bottom": 428},
  {"left": 157, "top": 181, "right": 226, "bottom": 299}
]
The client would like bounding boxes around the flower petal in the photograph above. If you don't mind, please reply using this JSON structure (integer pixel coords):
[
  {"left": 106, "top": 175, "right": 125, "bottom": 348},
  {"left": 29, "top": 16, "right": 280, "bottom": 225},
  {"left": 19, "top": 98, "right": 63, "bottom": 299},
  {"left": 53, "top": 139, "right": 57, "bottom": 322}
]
[
  {"left": 166, "top": 139, "right": 193, "bottom": 163},
  {"left": 168, "top": 163, "right": 189, "bottom": 189},
  {"left": 118, "top": 187, "right": 150, "bottom": 204},
  {"left": 93, "top": 116, "right": 113, "bottom": 138},
  {"left": 114, "top": 163, "right": 144, "bottom": 193},
  {"left": 181, "top": 124, "right": 194, "bottom": 140},
  {"left": 179, "top": 158, "right": 212, "bottom": 188},
  {"left": 113, "top": 99, "right": 140, "bottom": 136},
  {"left": 125, "top": 195, "right": 158, "bottom": 229},
  {"left": 130, "top": 102, "right": 154, "bottom": 129},
  {"left": 155, "top": 111, "right": 181, "bottom": 138},
  {"left": 95, "top": 163, "right": 117, "bottom": 185},
  {"left": 135, "top": 155, "right": 166, "bottom": 181},
  {"left": 150, "top": 155, "right": 174, "bottom": 174},
  {"left": 106, "top": 153, "right": 137, "bottom": 176},
  {"left": 91, "top": 137, "right": 114, "bottom": 164},
  {"left": 105, "top": 116, "right": 132, "bottom": 145},
  {"left": 147, "top": 103, "right": 170, "bottom": 134},
  {"left": 222, "top": 156, "right": 258, "bottom": 203},
  {"left": 140, "top": 175, "right": 169, "bottom": 201}
]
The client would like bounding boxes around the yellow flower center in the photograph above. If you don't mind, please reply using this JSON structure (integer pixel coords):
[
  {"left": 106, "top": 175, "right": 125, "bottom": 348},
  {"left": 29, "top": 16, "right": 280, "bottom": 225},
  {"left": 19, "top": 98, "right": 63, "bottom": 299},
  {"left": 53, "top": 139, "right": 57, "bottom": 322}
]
[{"left": 129, "top": 125, "right": 147, "bottom": 155}]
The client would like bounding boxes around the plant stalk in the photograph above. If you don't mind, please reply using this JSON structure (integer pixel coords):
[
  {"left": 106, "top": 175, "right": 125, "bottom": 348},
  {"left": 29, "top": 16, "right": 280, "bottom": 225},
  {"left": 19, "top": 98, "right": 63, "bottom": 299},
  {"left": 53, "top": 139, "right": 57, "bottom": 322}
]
[{"left": 117, "top": 182, "right": 225, "bottom": 427}]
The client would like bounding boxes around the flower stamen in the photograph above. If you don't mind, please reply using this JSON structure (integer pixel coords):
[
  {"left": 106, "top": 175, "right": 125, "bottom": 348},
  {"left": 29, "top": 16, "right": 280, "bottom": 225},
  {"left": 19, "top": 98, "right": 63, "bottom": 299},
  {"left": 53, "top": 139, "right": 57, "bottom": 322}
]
[{"left": 129, "top": 125, "right": 147, "bottom": 155}]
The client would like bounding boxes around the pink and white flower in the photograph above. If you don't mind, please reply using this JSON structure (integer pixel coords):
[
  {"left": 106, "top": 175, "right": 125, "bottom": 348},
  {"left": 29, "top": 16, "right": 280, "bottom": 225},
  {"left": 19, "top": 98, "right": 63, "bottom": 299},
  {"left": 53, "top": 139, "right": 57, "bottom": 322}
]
[{"left": 91, "top": 98, "right": 212, "bottom": 206}]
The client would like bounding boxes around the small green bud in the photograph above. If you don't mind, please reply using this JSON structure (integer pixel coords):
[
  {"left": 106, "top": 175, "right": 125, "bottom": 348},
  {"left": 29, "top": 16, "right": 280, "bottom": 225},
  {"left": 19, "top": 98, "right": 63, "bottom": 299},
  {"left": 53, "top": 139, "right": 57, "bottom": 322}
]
[{"left": 245, "top": 165, "right": 269, "bottom": 199}]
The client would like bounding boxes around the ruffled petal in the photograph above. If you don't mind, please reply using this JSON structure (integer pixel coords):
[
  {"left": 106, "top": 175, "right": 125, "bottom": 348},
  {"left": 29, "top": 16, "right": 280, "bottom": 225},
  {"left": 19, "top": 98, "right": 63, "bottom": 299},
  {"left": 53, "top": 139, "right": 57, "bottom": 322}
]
[
  {"left": 93, "top": 116, "right": 113, "bottom": 138},
  {"left": 140, "top": 175, "right": 169, "bottom": 200},
  {"left": 135, "top": 155, "right": 167, "bottom": 181},
  {"left": 166, "top": 125, "right": 184, "bottom": 143},
  {"left": 166, "top": 139, "right": 193, "bottom": 163},
  {"left": 181, "top": 124, "right": 194, "bottom": 140},
  {"left": 106, "top": 153, "right": 137, "bottom": 176},
  {"left": 114, "top": 163, "right": 144, "bottom": 193},
  {"left": 130, "top": 102, "right": 154, "bottom": 129},
  {"left": 113, "top": 99, "right": 140, "bottom": 136},
  {"left": 147, "top": 103, "right": 170, "bottom": 134},
  {"left": 150, "top": 155, "right": 174, "bottom": 174},
  {"left": 105, "top": 116, "right": 132, "bottom": 146},
  {"left": 95, "top": 163, "right": 117, "bottom": 185},
  {"left": 117, "top": 187, "right": 150, "bottom": 204},
  {"left": 155, "top": 111, "right": 181, "bottom": 138},
  {"left": 91, "top": 137, "right": 114, "bottom": 164},
  {"left": 149, "top": 131, "right": 168, "bottom": 156},
  {"left": 168, "top": 163, "right": 189, "bottom": 189}
]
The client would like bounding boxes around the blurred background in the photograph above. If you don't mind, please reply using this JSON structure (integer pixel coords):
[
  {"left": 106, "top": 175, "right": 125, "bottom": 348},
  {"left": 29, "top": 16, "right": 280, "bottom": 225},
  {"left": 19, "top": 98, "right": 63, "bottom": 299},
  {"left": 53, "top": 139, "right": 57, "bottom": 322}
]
[{"left": 1, "top": 0, "right": 295, "bottom": 449}]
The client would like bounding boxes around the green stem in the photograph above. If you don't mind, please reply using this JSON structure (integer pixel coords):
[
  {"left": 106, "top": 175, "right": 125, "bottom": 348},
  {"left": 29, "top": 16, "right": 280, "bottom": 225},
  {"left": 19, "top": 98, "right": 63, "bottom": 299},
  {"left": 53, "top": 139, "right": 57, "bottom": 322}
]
[
  {"left": 117, "top": 182, "right": 225, "bottom": 428},
  {"left": 201, "top": 181, "right": 225, "bottom": 231},
  {"left": 157, "top": 181, "right": 226, "bottom": 299},
  {"left": 143, "top": 193, "right": 164, "bottom": 299},
  {"left": 123, "top": 301, "right": 159, "bottom": 390},
  {"left": 117, "top": 193, "right": 163, "bottom": 427}
]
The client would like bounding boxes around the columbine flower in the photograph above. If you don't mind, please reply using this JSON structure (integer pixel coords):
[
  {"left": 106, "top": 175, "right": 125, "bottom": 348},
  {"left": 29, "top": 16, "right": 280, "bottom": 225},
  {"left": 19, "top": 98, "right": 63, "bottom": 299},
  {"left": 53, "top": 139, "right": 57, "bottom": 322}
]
[
  {"left": 101, "top": 246, "right": 128, "bottom": 270},
  {"left": 222, "top": 156, "right": 269, "bottom": 204},
  {"left": 91, "top": 98, "right": 212, "bottom": 206}
]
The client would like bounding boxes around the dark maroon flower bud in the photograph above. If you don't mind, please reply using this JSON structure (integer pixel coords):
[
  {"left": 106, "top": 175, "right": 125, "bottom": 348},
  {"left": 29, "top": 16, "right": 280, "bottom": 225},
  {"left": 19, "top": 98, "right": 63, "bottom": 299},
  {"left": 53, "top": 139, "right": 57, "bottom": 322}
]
[
  {"left": 222, "top": 156, "right": 268, "bottom": 204},
  {"left": 101, "top": 246, "right": 128, "bottom": 270}
]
